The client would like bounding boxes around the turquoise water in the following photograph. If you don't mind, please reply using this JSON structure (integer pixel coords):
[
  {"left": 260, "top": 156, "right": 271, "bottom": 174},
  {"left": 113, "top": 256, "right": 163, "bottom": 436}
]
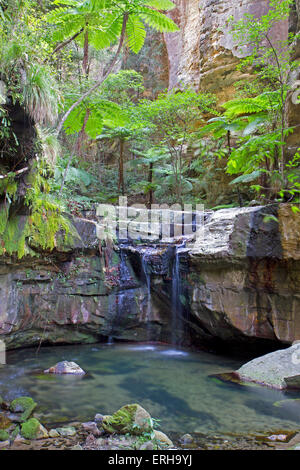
[{"left": 0, "top": 343, "right": 300, "bottom": 436}]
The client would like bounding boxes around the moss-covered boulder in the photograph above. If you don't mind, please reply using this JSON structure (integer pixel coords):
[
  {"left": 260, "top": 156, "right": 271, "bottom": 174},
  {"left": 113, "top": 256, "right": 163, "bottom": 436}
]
[
  {"left": 10, "top": 397, "right": 37, "bottom": 422},
  {"left": 21, "top": 418, "right": 48, "bottom": 440},
  {"left": 102, "top": 404, "right": 153, "bottom": 436}
]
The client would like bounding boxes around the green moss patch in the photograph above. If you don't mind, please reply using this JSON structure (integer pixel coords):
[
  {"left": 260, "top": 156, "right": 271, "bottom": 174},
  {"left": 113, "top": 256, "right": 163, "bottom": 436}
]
[
  {"left": 0, "top": 430, "right": 10, "bottom": 441},
  {"left": 21, "top": 418, "right": 41, "bottom": 439},
  {"left": 10, "top": 397, "right": 37, "bottom": 422}
]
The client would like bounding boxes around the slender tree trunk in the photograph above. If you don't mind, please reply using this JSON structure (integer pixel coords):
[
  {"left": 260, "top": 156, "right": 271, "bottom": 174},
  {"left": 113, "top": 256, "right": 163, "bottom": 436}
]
[
  {"left": 118, "top": 139, "right": 125, "bottom": 196},
  {"left": 82, "top": 27, "right": 89, "bottom": 77}
]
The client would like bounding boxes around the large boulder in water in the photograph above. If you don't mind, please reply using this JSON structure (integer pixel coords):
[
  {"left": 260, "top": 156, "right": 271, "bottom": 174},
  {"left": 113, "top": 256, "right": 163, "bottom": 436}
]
[
  {"left": 44, "top": 361, "right": 86, "bottom": 375},
  {"left": 236, "top": 344, "right": 300, "bottom": 389}
]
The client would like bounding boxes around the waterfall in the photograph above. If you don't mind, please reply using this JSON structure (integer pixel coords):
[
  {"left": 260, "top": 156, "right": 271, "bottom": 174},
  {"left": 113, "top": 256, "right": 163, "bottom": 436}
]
[
  {"left": 141, "top": 252, "right": 153, "bottom": 340},
  {"left": 106, "top": 248, "right": 131, "bottom": 344},
  {"left": 171, "top": 242, "right": 186, "bottom": 345}
]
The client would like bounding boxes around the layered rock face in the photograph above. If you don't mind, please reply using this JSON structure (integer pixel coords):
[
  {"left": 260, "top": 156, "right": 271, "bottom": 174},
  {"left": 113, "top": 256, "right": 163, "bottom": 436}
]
[
  {"left": 164, "top": 0, "right": 300, "bottom": 151},
  {"left": 188, "top": 204, "right": 300, "bottom": 346},
  {"left": 1, "top": 205, "right": 300, "bottom": 350},
  {"left": 0, "top": 217, "right": 170, "bottom": 350},
  {"left": 164, "top": 0, "right": 293, "bottom": 100}
]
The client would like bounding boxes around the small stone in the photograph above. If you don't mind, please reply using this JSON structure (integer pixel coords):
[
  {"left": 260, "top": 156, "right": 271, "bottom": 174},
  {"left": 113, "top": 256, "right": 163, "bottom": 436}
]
[
  {"left": 49, "top": 429, "right": 60, "bottom": 438},
  {"left": 44, "top": 361, "right": 86, "bottom": 375},
  {"left": 14, "top": 434, "right": 27, "bottom": 443},
  {"left": 0, "top": 440, "right": 10, "bottom": 449},
  {"left": 140, "top": 441, "right": 154, "bottom": 450},
  {"left": 267, "top": 434, "right": 288, "bottom": 442},
  {"left": 82, "top": 421, "right": 101, "bottom": 436},
  {"left": 7, "top": 413, "right": 22, "bottom": 423},
  {"left": 94, "top": 413, "right": 104, "bottom": 423},
  {"left": 154, "top": 430, "right": 174, "bottom": 449},
  {"left": 71, "top": 444, "right": 83, "bottom": 450},
  {"left": 56, "top": 426, "right": 76, "bottom": 437},
  {"left": 180, "top": 433, "right": 194, "bottom": 444}
]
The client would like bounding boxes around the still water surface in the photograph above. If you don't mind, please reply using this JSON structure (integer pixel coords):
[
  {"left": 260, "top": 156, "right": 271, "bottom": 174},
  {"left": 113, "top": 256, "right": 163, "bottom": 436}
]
[{"left": 0, "top": 343, "right": 300, "bottom": 436}]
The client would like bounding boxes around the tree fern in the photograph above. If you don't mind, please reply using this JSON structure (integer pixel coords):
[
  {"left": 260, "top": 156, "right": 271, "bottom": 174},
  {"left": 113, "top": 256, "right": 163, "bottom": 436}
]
[{"left": 46, "top": 0, "right": 179, "bottom": 55}]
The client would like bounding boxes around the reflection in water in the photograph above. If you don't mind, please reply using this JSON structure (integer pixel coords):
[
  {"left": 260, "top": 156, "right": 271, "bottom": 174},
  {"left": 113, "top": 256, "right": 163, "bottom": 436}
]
[{"left": 1, "top": 343, "right": 300, "bottom": 435}]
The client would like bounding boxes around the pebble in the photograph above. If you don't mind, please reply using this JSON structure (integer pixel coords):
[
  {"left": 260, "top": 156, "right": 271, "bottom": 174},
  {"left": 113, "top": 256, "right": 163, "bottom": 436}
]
[
  {"left": 180, "top": 433, "right": 194, "bottom": 444},
  {"left": 82, "top": 421, "right": 101, "bottom": 436}
]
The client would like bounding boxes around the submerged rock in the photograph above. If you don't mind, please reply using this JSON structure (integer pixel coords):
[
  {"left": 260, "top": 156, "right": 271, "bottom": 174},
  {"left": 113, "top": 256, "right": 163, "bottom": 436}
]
[
  {"left": 236, "top": 344, "right": 300, "bottom": 389},
  {"left": 102, "top": 404, "right": 153, "bottom": 436},
  {"left": 44, "top": 361, "right": 86, "bottom": 375}
]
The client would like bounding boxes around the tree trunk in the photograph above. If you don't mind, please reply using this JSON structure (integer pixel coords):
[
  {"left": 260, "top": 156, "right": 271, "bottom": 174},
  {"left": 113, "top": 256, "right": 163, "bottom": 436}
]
[
  {"left": 118, "top": 139, "right": 125, "bottom": 196},
  {"left": 82, "top": 27, "right": 89, "bottom": 77}
]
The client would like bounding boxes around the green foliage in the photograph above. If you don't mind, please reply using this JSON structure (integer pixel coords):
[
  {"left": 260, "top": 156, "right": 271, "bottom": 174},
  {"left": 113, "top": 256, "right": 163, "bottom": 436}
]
[{"left": 46, "top": 0, "right": 178, "bottom": 55}]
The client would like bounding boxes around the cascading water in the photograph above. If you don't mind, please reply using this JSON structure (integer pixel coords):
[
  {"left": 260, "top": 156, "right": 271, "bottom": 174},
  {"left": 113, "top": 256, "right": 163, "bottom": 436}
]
[
  {"left": 171, "top": 247, "right": 181, "bottom": 345},
  {"left": 141, "top": 252, "right": 153, "bottom": 340},
  {"left": 106, "top": 248, "right": 132, "bottom": 344}
]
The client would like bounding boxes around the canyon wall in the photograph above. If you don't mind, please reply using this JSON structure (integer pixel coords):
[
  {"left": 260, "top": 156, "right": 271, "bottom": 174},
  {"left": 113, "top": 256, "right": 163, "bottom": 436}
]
[{"left": 164, "top": 0, "right": 295, "bottom": 101}]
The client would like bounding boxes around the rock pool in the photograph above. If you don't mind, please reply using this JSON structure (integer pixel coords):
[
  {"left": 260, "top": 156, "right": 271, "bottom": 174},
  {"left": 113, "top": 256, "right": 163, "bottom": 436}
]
[{"left": 1, "top": 343, "right": 300, "bottom": 437}]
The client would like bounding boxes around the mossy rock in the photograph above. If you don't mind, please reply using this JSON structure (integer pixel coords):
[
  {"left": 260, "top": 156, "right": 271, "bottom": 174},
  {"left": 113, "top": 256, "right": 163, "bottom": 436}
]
[
  {"left": 21, "top": 418, "right": 41, "bottom": 439},
  {"left": 0, "top": 430, "right": 10, "bottom": 441},
  {"left": 10, "top": 397, "right": 37, "bottom": 422},
  {"left": 102, "top": 404, "right": 153, "bottom": 436}
]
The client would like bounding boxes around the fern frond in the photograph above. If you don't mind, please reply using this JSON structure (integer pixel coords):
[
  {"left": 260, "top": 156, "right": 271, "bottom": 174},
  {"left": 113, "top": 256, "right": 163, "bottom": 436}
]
[
  {"left": 126, "top": 14, "right": 146, "bottom": 53},
  {"left": 144, "top": 0, "right": 176, "bottom": 10},
  {"left": 138, "top": 7, "right": 179, "bottom": 32}
]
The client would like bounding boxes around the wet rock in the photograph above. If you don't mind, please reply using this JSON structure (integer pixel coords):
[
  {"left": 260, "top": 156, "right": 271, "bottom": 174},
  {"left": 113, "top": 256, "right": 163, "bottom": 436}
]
[
  {"left": 49, "top": 429, "right": 60, "bottom": 438},
  {"left": 44, "top": 361, "right": 86, "bottom": 375},
  {"left": 82, "top": 421, "right": 101, "bottom": 436},
  {"left": 94, "top": 413, "right": 104, "bottom": 423},
  {"left": 0, "top": 440, "right": 10, "bottom": 449},
  {"left": 140, "top": 441, "right": 154, "bottom": 450},
  {"left": 55, "top": 426, "right": 76, "bottom": 437},
  {"left": 237, "top": 344, "right": 300, "bottom": 389},
  {"left": 180, "top": 433, "right": 194, "bottom": 444},
  {"left": 153, "top": 430, "right": 174, "bottom": 449},
  {"left": 102, "top": 404, "right": 153, "bottom": 436},
  {"left": 7, "top": 413, "right": 23, "bottom": 423},
  {"left": 267, "top": 434, "right": 288, "bottom": 442},
  {"left": 10, "top": 397, "right": 37, "bottom": 422}
]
